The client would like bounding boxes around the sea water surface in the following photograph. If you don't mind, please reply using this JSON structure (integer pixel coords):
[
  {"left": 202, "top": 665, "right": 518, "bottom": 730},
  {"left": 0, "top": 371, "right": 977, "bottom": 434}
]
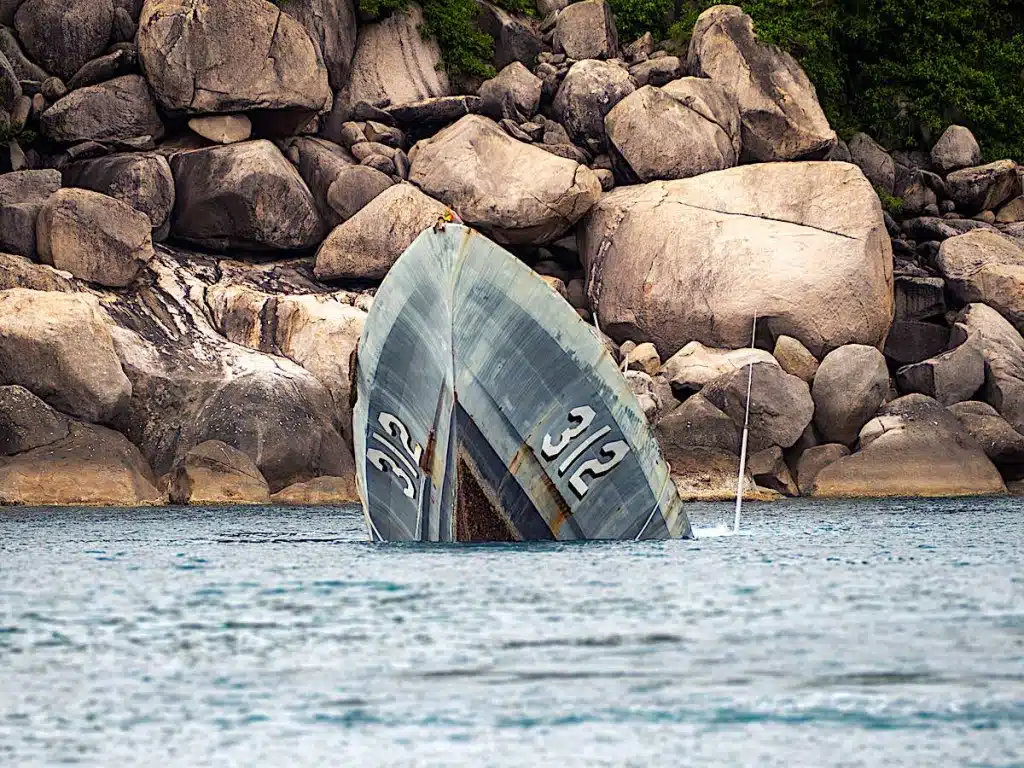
[{"left": 1, "top": 498, "right": 1021, "bottom": 767}]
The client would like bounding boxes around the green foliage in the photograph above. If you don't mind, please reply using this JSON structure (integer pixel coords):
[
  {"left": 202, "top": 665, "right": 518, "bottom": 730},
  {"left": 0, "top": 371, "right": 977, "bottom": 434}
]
[
  {"left": 665, "top": 0, "right": 1024, "bottom": 162},
  {"left": 358, "top": 0, "right": 408, "bottom": 17},
  {"left": 420, "top": 0, "right": 496, "bottom": 78},
  {"left": 608, "top": 0, "right": 673, "bottom": 43},
  {"left": 874, "top": 185, "right": 904, "bottom": 217}
]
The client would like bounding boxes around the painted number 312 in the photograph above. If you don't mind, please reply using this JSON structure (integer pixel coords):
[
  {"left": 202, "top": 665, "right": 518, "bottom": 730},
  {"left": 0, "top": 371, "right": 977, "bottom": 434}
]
[{"left": 541, "top": 406, "right": 630, "bottom": 499}]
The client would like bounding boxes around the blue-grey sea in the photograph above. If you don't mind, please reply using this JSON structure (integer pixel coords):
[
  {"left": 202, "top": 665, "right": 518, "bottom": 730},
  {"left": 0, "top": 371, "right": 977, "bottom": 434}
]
[{"left": 0, "top": 498, "right": 1021, "bottom": 767}]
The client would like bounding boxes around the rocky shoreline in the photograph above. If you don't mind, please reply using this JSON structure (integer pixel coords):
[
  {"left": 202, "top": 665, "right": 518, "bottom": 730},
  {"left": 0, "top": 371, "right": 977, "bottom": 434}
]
[{"left": 1, "top": 0, "right": 1023, "bottom": 506}]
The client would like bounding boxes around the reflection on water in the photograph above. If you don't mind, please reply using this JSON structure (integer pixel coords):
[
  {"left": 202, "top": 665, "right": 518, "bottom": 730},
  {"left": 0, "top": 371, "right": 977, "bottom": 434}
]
[{"left": 1, "top": 498, "right": 1022, "bottom": 766}]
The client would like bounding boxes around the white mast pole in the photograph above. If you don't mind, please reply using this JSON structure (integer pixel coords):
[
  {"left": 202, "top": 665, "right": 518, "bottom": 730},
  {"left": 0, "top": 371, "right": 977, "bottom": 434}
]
[{"left": 733, "top": 313, "right": 757, "bottom": 534}]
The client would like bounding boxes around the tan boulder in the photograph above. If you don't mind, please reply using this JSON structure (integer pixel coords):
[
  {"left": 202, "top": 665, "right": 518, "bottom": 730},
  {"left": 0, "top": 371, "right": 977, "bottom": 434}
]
[
  {"left": 409, "top": 115, "right": 601, "bottom": 245},
  {"left": 0, "top": 422, "right": 161, "bottom": 506},
  {"left": 896, "top": 333, "right": 985, "bottom": 406},
  {"left": 606, "top": 82, "right": 740, "bottom": 181},
  {"left": 748, "top": 445, "right": 798, "bottom": 496},
  {"left": 14, "top": 0, "right": 113, "bottom": 81},
  {"left": 954, "top": 303, "right": 1024, "bottom": 433},
  {"left": 478, "top": 62, "right": 543, "bottom": 119},
  {"left": 946, "top": 160, "right": 1021, "bottom": 215},
  {"left": 702, "top": 361, "right": 814, "bottom": 452},
  {"left": 937, "top": 230, "right": 1024, "bottom": 333},
  {"left": 271, "top": 475, "right": 359, "bottom": 505},
  {"left": 314, "top": 184, "right": 450, "bottom": 280},
  {"left": 169, "top": 440, "right": 270, "bottom": 505},
  {"left": 661, "top": 341, "right": 777, "bottom": 396},
  {"left": 554, "top": 0, "right": 618, "bottom": 61},
  {"left": 948, "top": 400, "right": 1024, "bottom": 480},
  {"left": 342, "top": 3, "right": 448, "bottom": 110},
  {"left": 282, "top": 0, "right": 358, "bottom": 91},
  {"left": 581, "top": 162, "right": 893, "bottom": 359},
  {"left": 930, "top": 125, "right": 981, "bottom": 174},
  {"left": 812, "top": 345, "right": 889, "bottom": 446},
  {"left": 664, "top": 446, "right": 755, "bottom": 502},
  {"left": 326, "top": 165, "right": 395, "bottom": 223},
  {"left": 0, "top": 169, "right": 61, "bottom": 258},
  {"left": 40, "top": 75, "right": 165, "bottom": 144},
  {"left": 61, "top": 153, "right": 175, "bottom": 239},
  {"left": 625, "top": 342, "right": 661, "bottom": 376},
  {"left": 553, "top": 59, "right": 634, "bottom": 150},
  {"left": 37, "top": 188, "right": 154, "bottom": 288},
  {"left": 795, "top": 443, "right": 849, "bottom": 496},
  {"left": 687, "top": 5, "right": 836, "bottom": 162},
  {"left": 188, "top": 115, "right": 253, "bottom": 145},
  {"left": 138, "top": 0, "right": 330, "bottom": 133},
  {"left": 0, "top": 289, "right": 130, "bottom": 423},
  {"left": 170, "top": 140, "right": 324, "bottom": 251},
  {"left": 995, "top": 197, "right": 1024, "bottom": 224},
  {"left": 772, "top": 335, "right": 818, "bottom": 383},
  {"left": 655, "top": 393, "right": 740, "bottom": 455},
  {"left": 811, "top": 394, "right": 1005, "bottom": 498}
]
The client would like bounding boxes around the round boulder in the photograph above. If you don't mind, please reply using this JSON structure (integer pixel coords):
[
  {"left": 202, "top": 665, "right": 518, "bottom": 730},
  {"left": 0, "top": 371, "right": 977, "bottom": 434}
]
[
  {"left": 408, "top": 115, "right": 602, "bottom": 246},
  {"left": 930, "top": 125, "right": 982, "bottom": 175},
  {"left": 37, "top": 188, "right": 154, "bottom": 288},
  {"left": 812, "top": 344, "right": 889, "bottom": 446},
  {"left": 936, "top": 230, "right": 1024, "bottom": 333},
  {"left": 169, "top": 140, "right": 324, "bottom": 251},
  {"left": 15, "top": 0, "right": 113, "bottom": 81},
  {"left": 581, "top": 162, "right": 894, "bottom": 359},
  {"left": 40, "top": 75, "right": 165, "bottom": 144},
  {"left": 552, "top": 59, "right": 634, "bottom": 151},
  {"left": 169, "top": 440, "right": 271, "bottom": 505}
]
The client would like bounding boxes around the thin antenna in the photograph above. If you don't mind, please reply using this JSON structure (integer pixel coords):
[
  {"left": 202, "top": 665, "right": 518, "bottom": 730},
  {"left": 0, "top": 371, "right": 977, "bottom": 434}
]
[{"left": 733, "top": 312, "right": 757, "bottom": 534}]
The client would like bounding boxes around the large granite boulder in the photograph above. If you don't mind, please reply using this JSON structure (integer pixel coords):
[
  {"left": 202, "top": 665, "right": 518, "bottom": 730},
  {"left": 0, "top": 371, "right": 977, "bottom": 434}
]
[
  {"left": 946, "top": 160, "right": 1022, "bottom": 215},
  {"left": 895, "top": 333, "right": 985, "bottom": 406},
  {"left": 605, "top": 80, "right": 740, "bottom": 182},
  {"left": 936, "top": 230, "right": 1024, "bottom": 333},
  {"left": 14, "top": 0, "right": 113, "bottom": 80},
  {"left": 772, "top": 335, "right": 818, "bottom": 384},
  {"left": 848, "top": 133, "right": 895, "bottom": 194},
  {"left": 687, "top": 5, "right": 836, "bottom": 162},
  {"left": 553, "top": 0, "right": 617, "bottom": 60},
  {"left": 478, "top": 62, "right": 542, "bottom": 119},
  {"left": 314, "top": 183, "right": 450, "bottom": 280},
  {"left": 660, "top": 341, "right": 777, "bottom": 397},
  {"left": 105, "top": 249, "right": 352, "bottom": 492},
  {"left": 701, "top": 361, "right": 814, "bottom": 452},
  {"left": 208, "top": 273, "right": 366, "bottom": 442},
  {"left": 552, "top": 59, "right": 634, "bottom": 151},
  {"left": 61, "top": 152, "right": 175, "bottom": 240},
  {"left": 655, "top": 392, "right": 739, "bottom": 454},
  {"left": 883, "top": 320, "right": 949, "bottom": 367},
  {"left": 812, "top": 344, "right": 889, "bottom": 446},
  {"left": 341, "top": 4, "right": 448, "bottom": 111},
  {"left": 0, "top": 385, "right": 69, "bottom": 456},
  {"left": 169, "top": 440, "right": 271, "bottom": 505},
  {"left": 748, "top": 445, "right": 798, "bottom": 496},
  {"left": 930, "top": 126, "right": 982, "bottom": 175},
  {"left": 271, "top": 475, "right": 359, "bottom": 505},
  {"left": 0, "top": 421, "right": 161, "bottom": 506},
  {"left": 954, "top": 303, "right": 1024, "bottom": 433},
  {"left": 810, "top": 394, "right": 1005, "bottom": 498},
  {"left": 581, "top": 162, "right": 893, "bottom": 359},
  {"left": 795, "top": 443, "right": 849, "bottom": 496},
  {"left": 37, "top": 188, "right": 154, "bottom": 288},
  {"left": 948, "top": 401, "right": 1024, "bottom": 480},
  {"left": 282, "top": 0, "right": 357, "bottom": 91},
  {"left": 0, "top": 288, "right": 131, "bottom": 423},
  {"left": 0, "top": 26, "right": 48, "bottom": 83},
  {"left": 170, "top": 140, "right": 324, "bottom": 251},
  {"left": 326, "top": 165, "right": 394, "bottom": 222},
  {"left": 0, "top": 169, "right": 61, "bottom": 258},
  {"left": 409, "top": 115, "right": 601, "bottom": 245},
  {"left": 40, "top": 75, "right": 164, "bottom": 144},
  {"left": 137, "top": 0, "right": 330, "bottom": 134}
]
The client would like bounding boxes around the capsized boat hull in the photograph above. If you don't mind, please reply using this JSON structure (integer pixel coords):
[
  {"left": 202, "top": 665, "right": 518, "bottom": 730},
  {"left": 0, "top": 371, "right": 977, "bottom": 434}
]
[{"left": 354, "top": 224, "right": 692, "bottom": 541}]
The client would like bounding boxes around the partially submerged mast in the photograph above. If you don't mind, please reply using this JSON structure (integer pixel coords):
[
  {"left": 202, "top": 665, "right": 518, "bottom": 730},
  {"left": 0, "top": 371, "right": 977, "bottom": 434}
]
[
  {"left": 733, "top": 313, "right": 757, "bottom": 534},
  {"left": 353, "top": 224, "right": 692, "bottom": 542}
]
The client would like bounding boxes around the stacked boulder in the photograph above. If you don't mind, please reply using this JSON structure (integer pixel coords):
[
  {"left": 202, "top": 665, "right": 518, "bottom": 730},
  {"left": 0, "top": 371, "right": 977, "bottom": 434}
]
[{"left": 0, "top": 0, "right": 1021, "bottom": 507}]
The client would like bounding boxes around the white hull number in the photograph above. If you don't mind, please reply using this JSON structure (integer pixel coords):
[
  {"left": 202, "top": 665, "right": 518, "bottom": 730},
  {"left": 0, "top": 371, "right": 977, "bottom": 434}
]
[
  {"left": 541, "top": 406, "right": 630, "bottom": 499},
  {"left": 367, "top": 412, "right": 422, "bottom": 500}
]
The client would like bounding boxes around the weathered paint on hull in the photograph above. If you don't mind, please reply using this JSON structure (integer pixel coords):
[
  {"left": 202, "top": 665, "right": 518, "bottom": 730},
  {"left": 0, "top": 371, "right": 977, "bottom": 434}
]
[{"left": 354, "top": 224, "right": 693, "bottom": 542}]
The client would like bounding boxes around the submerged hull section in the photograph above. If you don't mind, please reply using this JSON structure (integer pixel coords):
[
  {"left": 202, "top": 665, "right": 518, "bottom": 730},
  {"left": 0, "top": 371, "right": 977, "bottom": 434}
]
[{"left": 354, "top": 225, "right": 692, "bottom": 541}]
